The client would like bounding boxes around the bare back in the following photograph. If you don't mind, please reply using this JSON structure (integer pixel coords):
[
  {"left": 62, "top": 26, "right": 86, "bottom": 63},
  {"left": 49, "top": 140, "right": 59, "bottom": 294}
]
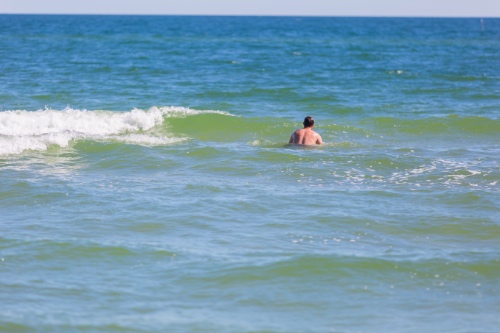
[{"left": 289, "top": 128, "right": 323, "bottom": 145}]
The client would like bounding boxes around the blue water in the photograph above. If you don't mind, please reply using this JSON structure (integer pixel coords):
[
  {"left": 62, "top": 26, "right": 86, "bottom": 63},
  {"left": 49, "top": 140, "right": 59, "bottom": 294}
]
[{"left": 1, "top": 15, "right": 499, "bottom": 333}]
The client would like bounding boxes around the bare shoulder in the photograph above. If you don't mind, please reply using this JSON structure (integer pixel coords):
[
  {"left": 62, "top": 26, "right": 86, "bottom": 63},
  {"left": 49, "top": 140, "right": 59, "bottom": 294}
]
[{"left": 314, "top": 131, "right": 323, "bottom": 144}]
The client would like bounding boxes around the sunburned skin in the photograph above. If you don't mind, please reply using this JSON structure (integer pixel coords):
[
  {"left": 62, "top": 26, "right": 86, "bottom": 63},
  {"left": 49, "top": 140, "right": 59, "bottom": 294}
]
[{"left": 289, "top": 116, "right": 323, "bottom": 145}]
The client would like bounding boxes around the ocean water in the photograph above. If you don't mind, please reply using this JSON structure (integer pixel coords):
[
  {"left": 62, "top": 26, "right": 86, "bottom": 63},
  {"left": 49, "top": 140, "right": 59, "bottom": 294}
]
[{"left": 1, "top": 15, "right": 499, "bottom": 333}]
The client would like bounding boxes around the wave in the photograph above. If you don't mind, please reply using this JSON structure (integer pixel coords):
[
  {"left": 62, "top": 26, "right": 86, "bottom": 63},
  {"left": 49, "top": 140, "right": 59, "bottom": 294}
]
[
  {"left": 361, "top": 115, "right": 500, "bottom": 135},
  {"left": 0, "top": 106, "right": 231, "bottom": 156},
  {"left": 1, "top": 107, "right": 498, "bottom": 156},
  {"left": 1, "top": 237, "right": 177, "bottom": 261},
  {"left": 203, "top": 254, "right": 500, "bottom": 287}
]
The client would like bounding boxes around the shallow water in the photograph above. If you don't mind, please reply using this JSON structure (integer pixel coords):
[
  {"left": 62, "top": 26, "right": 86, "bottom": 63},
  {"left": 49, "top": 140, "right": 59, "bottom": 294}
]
[{"left": 1, "top": 15, "right": 499, "bottom": 333}]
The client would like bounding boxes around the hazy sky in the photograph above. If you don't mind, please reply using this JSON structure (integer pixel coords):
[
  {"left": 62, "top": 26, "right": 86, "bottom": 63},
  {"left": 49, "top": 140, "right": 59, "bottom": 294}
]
[{"left": 1, "top": 0, "right": 499, "bottom": 17}]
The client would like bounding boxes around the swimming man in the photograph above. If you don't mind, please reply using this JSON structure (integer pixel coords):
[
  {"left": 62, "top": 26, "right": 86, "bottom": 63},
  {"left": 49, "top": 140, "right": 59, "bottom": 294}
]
[{"left": 289, "top": 116, "right": 323, "bottom": 145}]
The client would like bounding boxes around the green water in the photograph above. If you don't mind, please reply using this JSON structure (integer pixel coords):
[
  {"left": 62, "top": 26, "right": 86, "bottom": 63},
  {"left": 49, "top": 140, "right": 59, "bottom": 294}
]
[{"left": 1, "top": 15, "right": 499, "bottom": 332}]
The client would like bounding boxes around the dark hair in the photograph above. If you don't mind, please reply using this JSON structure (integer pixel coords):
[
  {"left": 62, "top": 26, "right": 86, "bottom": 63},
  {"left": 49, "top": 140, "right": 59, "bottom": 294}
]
[{"left": 303, "top": 116, "right": 314, "bottom": 128}]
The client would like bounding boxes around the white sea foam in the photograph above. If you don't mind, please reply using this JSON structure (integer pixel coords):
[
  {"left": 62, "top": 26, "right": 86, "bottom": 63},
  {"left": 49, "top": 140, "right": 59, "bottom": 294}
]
[
  {"left": 0, "top": 106, "right": 223, "bottom": 155},
  {"left": 109, "top": 134, "right": 187, "bottom": 146},
  {"left": 153, "top": 106, "right": 234, "bottom": 118}
]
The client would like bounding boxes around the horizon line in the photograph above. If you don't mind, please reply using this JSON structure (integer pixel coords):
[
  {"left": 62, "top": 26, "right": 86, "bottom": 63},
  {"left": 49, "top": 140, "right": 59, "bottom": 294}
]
[{"left": 0, "top": 13, "right": 498, "bottom": 19}]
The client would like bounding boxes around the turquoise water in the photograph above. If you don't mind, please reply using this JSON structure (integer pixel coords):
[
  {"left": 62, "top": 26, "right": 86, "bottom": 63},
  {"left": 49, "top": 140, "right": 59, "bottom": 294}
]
[{"left": 1, "top": 15, "right": 499, "bottom": 332}]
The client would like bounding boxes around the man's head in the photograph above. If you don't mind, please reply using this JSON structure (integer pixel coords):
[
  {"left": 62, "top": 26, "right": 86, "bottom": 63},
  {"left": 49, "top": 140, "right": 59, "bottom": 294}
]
[{"left": 303, "top": 116, "right": 315, "bottom": 128}]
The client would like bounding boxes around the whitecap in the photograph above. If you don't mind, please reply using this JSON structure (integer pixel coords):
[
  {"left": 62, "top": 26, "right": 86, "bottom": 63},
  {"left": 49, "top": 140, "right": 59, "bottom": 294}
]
[{"left": 0, "top": 107, "right": 196, "bottom": 155}]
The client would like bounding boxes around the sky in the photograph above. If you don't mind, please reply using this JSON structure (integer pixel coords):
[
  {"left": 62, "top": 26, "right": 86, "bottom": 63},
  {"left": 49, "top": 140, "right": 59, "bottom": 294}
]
[{"left": 0, "top": 0, "right": 499, "bottom": 17}]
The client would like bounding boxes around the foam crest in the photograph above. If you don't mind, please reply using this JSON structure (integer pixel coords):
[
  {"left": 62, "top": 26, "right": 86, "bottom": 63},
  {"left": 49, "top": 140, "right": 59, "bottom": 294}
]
[
  {"left": 110, "top": 134, "right": 187, "bottom": 146},
  {"left": 0, "top": 107, "right": 164, "bottom": 137},
  {"left": 152, "top": 106, "right": 234, "bottom": 118},
  {"left": 0, "top": 107, "right": 192, "bottom": 155}
]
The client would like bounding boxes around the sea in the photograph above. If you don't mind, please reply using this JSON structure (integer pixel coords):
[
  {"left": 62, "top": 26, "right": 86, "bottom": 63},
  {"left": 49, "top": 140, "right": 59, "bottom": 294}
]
[{"left": 0, "top": 15, "right": 499, "bottom": 333}]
